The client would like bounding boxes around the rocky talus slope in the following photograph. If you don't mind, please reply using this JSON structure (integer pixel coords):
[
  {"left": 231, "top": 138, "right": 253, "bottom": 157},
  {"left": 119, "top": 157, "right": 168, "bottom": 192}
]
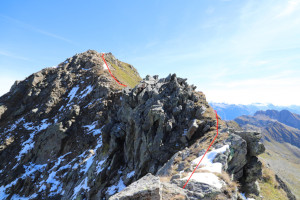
[{"left": 0, "top": 50, "right": 281, "bottom": 199}]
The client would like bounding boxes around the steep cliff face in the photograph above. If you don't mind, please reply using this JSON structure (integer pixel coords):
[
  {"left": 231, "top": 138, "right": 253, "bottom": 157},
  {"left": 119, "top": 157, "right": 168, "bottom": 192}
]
[{"left": 1, "top": 50, "right": 266, "bottom": 200}]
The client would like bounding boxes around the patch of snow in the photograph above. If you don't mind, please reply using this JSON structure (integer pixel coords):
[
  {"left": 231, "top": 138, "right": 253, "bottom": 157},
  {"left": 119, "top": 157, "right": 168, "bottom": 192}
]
[
  {"left": 183, "top": 129, "right": 187, "bottom": 136},
  {"left": 192, "top": 145, "right": 229, "bottom": 173},
  {"left": 42, "top": 152, "right": 71, "bottom": 196},
  {"left": 5, "top": 117, "right": 25, "bottom": 133},
  {"left": 0, "top": 162, "right": 45, "bottom": 199},
  {"left": 80, "top": 151, "right": 95, "bottom": 173},
  {"left": 102, "top": 63, "right": 108, "bottom": 70},
  {"left": 126, "top": 171, "right": 135, "bottom": 179},
  {"left": 59, "top": 105, "right": 64, "bottom": 112},
  {"left": 38, "top": 185, "right": 46, "bottom": 192},
  {"left": 38, "top": 119, "right": 51, "bottom": 131},
  {"left": 95, "top": 135, "right": 103, "bottom": 149},
  {"left": 21, "top": 163, "right": 46, "bottom": 180},
  {"left": 15, "top": 132, "right": 36, "bottom": 161},
  {"left": 240, "top": 193, "right": 255, "bottom": 200},
  {"left": 107, "top": 178, "right": 126, "bottom": 196},
  {"left": 83, "top": 122, "right": 102, "bottom": 136},
  {"left": 83, "top": 121, "right": 97, "bottom": 132},
  {"left": 16, "top": 119, "right": 51, "bottom": 161},
  {"left": 10, "top": 193, "right": 38, "bottom": 200},
  {"left": 72, "top": 177, "right": 90, "bottom": 200},
  {"left": 84, "top": 99, "right": 96, "bottom": 108},
  {"left": 0, "top": 178, "right": 19, "bottom": 199},
  {"left": 182, "top": 172, "right": 224, "bottom": 189},
  {"left": 67, "top": 86, "right": 79, "bottom": 104},
  {"left": 96, "top": 159, "right": 106, "bottom": 174},
  {"left": 80, "top": 85, "right": 93, "bottom": 99},
  {"left": 23, "top": 122, "right": 35, "bottom": 130},
  {"left": 72, "top": 151, "right": 88, "bottom": 170}
]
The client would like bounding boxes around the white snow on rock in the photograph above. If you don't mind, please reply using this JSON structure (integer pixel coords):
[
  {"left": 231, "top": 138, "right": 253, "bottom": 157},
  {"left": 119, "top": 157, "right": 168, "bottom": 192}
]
[
  {"left": 37, "top": 152, "right": 71, "bottom": 196},
  {"left": 15, "top": 132, "right": 36, "bottom": 162},
  {"left": 96, "top": 159, "right": 106, "bottom": 174},
  {"left": 22, "top": 163, "right": 47, "bottom": 180},
  {"left": 182, "top": 172, "right": 224, "bottom": 190},
  {"left": 10, "top": 193, "right": 38, "bottom": 200},
  {"left": 3, "top": 117, "right": 25, "bottom": 137},
  {"left": 0, "top": 162, "right": 46, "bottom": 199},
  {"left": 16, "top": 119, "right": 51, "bottom": 162},
  {"left": 80, "top": 85, "right": 93, "bottom": 99},
  {"left": 38, "top": 119, "right": 51, "bottom": 131},
  {"left": 102, "top": 63, "right": 108, "bottom": 70},
  {"left": 241, "top": 193, "right": 255, "bottom": 200},
  {"left": 0, "top": 178, "right": 19, "bottom": 199},
  {"left": 126, "top": 171, "right": 135, "bottom": 179},
  {"left": 83, "top": 121, "right": 102, "bottom": 136},
  {"left": 80, "top": 150, "right": 95, "bottom": 173},
  {"left": 67, "top": 86, "right": 79, "bottom": 104},
  {"left": 107, "top": 178, "right": 126, "bottom": 195},
  {"left": 72, "top": 177, "right": 90, "bottom": 200},
  {"left": 192, "top": 145, "right": 229, "bottom": 173}
]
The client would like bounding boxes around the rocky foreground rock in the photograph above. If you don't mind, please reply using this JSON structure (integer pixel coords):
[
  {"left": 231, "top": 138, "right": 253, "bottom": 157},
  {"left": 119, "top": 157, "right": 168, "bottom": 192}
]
[{"left": 0, "top": 50, "right": 291, "bottom": 199}]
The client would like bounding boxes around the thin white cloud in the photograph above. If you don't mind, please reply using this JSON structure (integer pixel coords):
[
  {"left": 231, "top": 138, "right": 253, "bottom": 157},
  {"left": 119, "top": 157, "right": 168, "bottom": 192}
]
[
  {"left": 0, "top": 15, "right": 74, "bottom": 44},
  {"left": 0, "top": 50, "right": 30, "bottom": 61},
  {"left": 277, "top": 0, "right": 300, "bottom": 18}
]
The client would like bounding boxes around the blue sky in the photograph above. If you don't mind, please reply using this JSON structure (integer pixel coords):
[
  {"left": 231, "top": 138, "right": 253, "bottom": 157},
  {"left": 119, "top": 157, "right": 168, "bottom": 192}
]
[{"left": 1, "top": 0, "right": 300, "bottom": 105}]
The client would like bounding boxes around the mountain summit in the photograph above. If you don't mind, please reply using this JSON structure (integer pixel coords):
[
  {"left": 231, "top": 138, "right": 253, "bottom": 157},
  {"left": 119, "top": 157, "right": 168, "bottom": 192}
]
[{"left": 0, "top": 50, "right": 292, "bottom": 199}]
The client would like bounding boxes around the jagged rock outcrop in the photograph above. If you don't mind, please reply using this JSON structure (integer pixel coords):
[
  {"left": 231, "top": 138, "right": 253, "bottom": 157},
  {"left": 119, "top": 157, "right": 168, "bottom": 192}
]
[
  {"left": 235, "top": 110, "right": 300, "bottom": 199},
  {"left": 0, "top": 50, "right": 268, "bottom": 200}
]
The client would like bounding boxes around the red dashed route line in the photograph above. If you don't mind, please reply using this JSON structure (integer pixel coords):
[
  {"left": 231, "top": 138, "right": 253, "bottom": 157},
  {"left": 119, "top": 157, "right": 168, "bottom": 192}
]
[
  {"left": 101, "top": 53, "right": 127, "bottom": 87},
  {"left": 183, "top": 110, "right": 219, "bottom": 189}
]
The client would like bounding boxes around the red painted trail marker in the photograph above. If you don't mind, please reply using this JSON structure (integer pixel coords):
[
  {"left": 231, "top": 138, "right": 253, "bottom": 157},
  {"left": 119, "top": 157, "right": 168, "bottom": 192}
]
[
  {"left": 182, "top": 110, "right": 219, "bottom": 189},
  {"left": 101, "top": 54, "right": 127, "bottom": 87}
]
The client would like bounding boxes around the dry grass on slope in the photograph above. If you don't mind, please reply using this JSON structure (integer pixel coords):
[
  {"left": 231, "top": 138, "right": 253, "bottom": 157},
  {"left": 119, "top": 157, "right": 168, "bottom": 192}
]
[{"left": 258, "top": 161, "right": 289, "bottom": 200}]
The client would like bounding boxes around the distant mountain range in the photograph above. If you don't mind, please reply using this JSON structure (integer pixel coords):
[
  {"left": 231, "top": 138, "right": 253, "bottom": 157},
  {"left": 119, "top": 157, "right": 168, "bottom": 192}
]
[
  {"left": 235, "top": 110, "right": 300, "bottom": 150},
  {"left": 210, "top": 102, "right": 300, "bottom": 120},
  {"left": 234, "top": 109, "right": 300, "bottom": 199}
]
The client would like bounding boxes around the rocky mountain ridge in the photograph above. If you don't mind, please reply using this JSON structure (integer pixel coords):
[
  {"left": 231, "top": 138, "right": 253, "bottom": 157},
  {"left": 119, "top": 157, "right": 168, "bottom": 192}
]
[
  {"left": 210, "top": 103, "right": 300, "bottom": 121},
  {"left": 234, "top": 110, "right": 299, "bottom": 199},
  {"left": 254, "top": 110, "right": 300, "bottom": 130},
  {"left": 0, "top": 50, "right": 292, "bottom": 199}
]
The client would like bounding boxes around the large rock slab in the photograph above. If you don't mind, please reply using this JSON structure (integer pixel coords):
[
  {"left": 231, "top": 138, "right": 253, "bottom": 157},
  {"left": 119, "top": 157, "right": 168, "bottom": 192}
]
[{"left": 110, "top": 173, "right": 187, "bottom": 200}]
